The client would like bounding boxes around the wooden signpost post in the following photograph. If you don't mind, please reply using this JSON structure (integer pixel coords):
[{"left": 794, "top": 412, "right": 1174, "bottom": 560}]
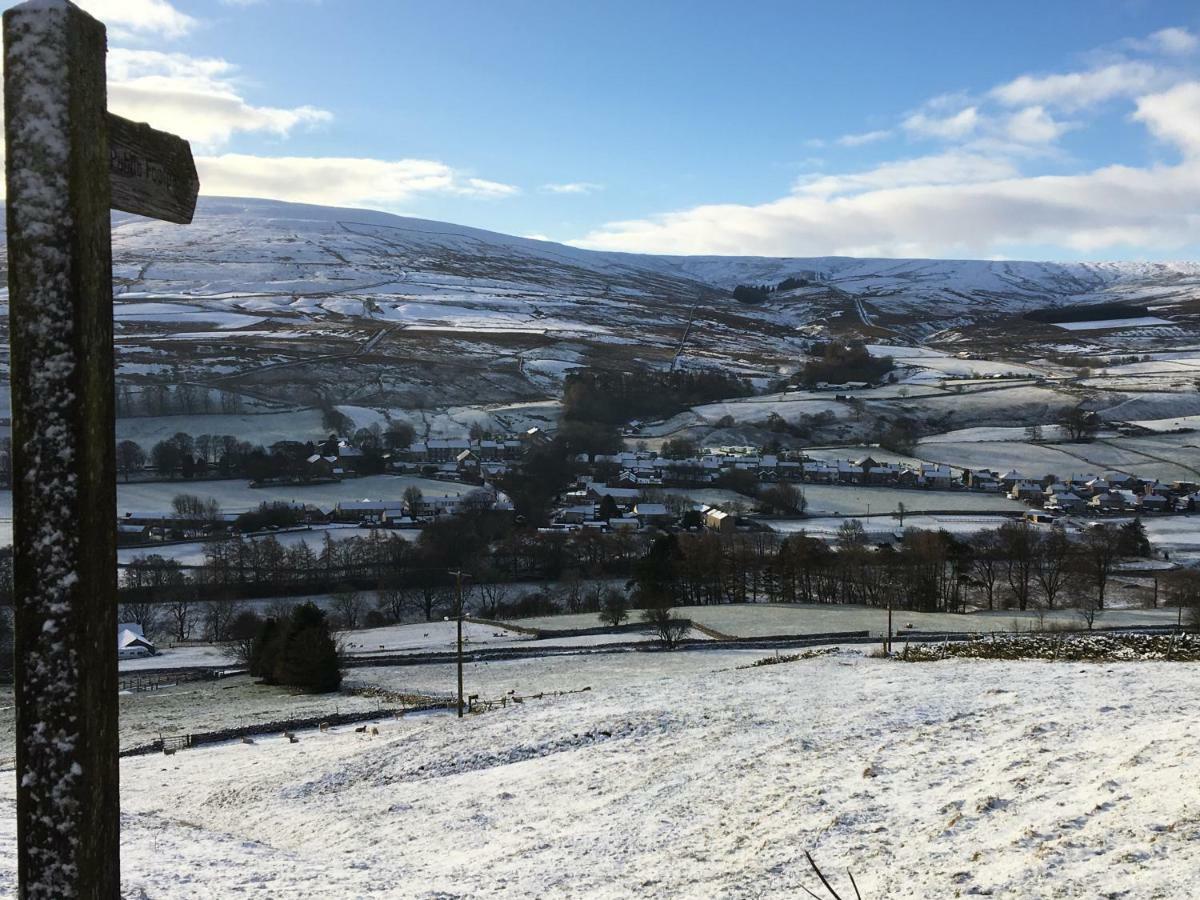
[{"left": 3, "top": 2, "right": 198, "bottom": 896}]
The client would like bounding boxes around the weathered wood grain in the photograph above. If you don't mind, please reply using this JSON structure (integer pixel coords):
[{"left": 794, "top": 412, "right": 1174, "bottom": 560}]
[{"left": 108, "top": 112, "right": 198, "bottom": 224}]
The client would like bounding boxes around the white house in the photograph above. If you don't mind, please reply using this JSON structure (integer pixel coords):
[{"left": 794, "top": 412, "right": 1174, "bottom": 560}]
[{"left": 117, "top": 623, "right": 155, "bottom": 659}]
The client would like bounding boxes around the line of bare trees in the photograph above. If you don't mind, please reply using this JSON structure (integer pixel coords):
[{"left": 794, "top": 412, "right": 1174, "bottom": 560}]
[
  {"left": 111, "top": 513, "right": 1175, "bottom": 644},
  {"left": 631, "top": 519, "right": 1153, "bottom": 615}
]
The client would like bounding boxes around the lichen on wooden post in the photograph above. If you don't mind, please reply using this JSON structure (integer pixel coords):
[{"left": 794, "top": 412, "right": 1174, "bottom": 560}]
[{"left": 3, "top": 1, "right": 119, "bottom": 896}]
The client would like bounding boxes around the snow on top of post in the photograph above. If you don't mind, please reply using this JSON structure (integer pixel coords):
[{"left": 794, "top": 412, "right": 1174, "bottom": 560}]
[{"left": 11, "top": 0, "right": 74, "bottom": 11}]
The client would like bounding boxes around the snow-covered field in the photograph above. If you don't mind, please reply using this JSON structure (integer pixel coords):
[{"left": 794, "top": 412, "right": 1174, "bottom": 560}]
[
  {"left": 513, "top": 603, "right": 1179, "bottom": 641},
  {"left": 3, "top": 652, "right": 1197, "bottom": 897},
  {"left": 768, "top": 512, "right": 1017, "bottom": 538},
  {"left": 339, "top": 619, "right": 666, "bottom": 656},
  {"left": 1054, "top": 316, "right": 1174, "bottom": 330},
  {"left": 794, "top": 485, "right": 1019, "bottom": 515},
  {"left": 116, "top": 475, "right": 471, "bottom": 514}
]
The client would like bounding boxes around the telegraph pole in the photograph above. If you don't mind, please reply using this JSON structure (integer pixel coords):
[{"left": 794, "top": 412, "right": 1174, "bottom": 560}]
[{"left": 450, "top": 569, "right": 465, "bottom": 718}]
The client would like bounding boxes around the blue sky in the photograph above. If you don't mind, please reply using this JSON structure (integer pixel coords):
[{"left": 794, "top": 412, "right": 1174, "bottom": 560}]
[{"left": 16, "top": 0, "right": 1200, "bottom": 259}]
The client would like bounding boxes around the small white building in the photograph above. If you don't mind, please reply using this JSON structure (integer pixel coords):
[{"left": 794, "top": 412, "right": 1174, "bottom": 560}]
[{"left": 117, "top": 623, "right": 155, "bottom": 659}]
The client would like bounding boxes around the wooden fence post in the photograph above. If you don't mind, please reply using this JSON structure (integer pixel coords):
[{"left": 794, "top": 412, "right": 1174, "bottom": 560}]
[{"left": 4, "top": 2, "right": 118, "bottom": 896}]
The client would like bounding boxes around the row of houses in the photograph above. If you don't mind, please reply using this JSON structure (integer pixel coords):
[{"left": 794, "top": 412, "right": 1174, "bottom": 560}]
[
  {"left": 591, "top": 447, "right": 959, "bottom": 490},
  {"left": 330, "top": 486, "right": 514, "bottom": 524},
  {"left": 545, "top": 479, "right": 747, "bottom": 535},
  {"left": 584, "top": 447, "right": 1199, "bottom": 518},
  {"left": 970, "top": 468, "right": 1200, "bottom": 516}
]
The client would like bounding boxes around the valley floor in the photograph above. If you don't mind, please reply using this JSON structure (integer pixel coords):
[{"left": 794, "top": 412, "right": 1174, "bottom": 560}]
[{"left": 2, "top": 651, "right": 1197, "bottom": 898}]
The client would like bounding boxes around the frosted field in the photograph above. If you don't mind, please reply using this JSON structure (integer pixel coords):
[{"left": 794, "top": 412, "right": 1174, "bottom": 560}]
[
  {"left": 338, "top": 620, "right": 661, "bottom": 657},
  {"left": 511, "top": 604, "right": 1179, "bottom": 644},
  {"left": 3, "top": 653, "right": 1197, "bottom": 897},
  {"left": 1054, "top": 316, "right": 1175, "bottom": 330},
  {"left": 791, "top": 485, "right": 1019, "bottom": 515},
  {"left": 921, "top": 424, "right": 1070, "bottom": 444},
  {"left": 1137, "top": 515, "right": 1200, "bottom": 562},
  {"left": 770, "top": 512, "right": 1017, "bottom": 539},
  {"left": 116, "top": 474, "right": 470, "bottom": 514},
  {"left": 0, "top": 675, "right": 384, "bottom": 764},
  {"left": 356, "top": 645, "right": 766, "bottom": 698},
  {"left": 667, "top": 484, "right": 1020, "bottom": 516},
  {"left": 916, "top": 435, "right": 1200, "bottom": 483}
]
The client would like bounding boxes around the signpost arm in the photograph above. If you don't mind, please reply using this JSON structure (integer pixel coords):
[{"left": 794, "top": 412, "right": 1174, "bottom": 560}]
[{"left": 4, "top": 2, "right": 119, "bottom": 896}]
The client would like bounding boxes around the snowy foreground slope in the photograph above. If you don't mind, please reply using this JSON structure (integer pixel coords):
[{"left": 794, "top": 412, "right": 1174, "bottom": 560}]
[{"left": 2, "top": 651, "right": 1196, "bottom": 898}]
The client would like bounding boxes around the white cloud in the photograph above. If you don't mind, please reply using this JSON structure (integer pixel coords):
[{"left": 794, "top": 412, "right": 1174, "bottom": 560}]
[
  {"left": 571, "top": 156, "right": 1200, "bottom": 259},
  {"left": 836, "top": 129, "right": 892, "bottom": 147},
  {"left": 462, "top": 177, "right": 520, "bottom": 198},
  {"left": 197, "top": 154, "right": 518, "bottom": 207},
  {"left": 573, "top": 26, "right": 1200, "bottom": 260},
  {"left": 903, "top": 106, "right": 979, "bottom": 140},
  {"left": 107, "top": 49, "right": 331, "bottom": 151},
  {"left": 542, "top": 182, "right": 603, "bottom": 194},
  {"left": 1146, "top": 27, "right": 1198, "bottom": 56},
  {"left": 795, "top": 151, "right": 1017, "bottom": 197},
  {"left": 1003, "top": 106, "right": 1073, "bottom": 144},
  {"left": 74, "top": 0, "right": 197, "bottom": 40},
  {"left": 990, "top": 61, "right": 1161, "bottom": 110},
  {"left": 1134, "top": 81, "right": 1200, "bottom": 157}
]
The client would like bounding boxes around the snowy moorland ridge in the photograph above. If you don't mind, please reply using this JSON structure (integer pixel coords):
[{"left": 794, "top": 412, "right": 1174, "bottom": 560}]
[
  {"left": 99, "top": 197, "right": 1200, "bottom": 312},
  {"left": 2, "top": 196, "right": 1199, "bottom": 424}
]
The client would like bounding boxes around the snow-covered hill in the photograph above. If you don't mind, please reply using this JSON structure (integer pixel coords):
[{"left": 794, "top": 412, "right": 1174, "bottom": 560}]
[
  {"left": 4, "top": 196, "right": 1199, "bottom": 433},
  {"left": 102, "top": 197, "right": 1200, "bottom": 322}
]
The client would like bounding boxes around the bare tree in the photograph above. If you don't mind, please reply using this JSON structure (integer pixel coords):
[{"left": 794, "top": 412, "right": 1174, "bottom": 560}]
[
  {"left": 1078, "top": 594, "right": 1102, "bottom": 630},
  {"left": 1162, "top": 569, "right": 1200, "bottom": 627},
  {"left": 203, "top": 597, "right": 244, "bottom": 643},
  {"left": 331, "top": 589, "right": 366, "bottom": 630},
  {"left": 172, "top": 493, "right": 220, "bottom": 523},
  {"left": 163, "top": 593, "right": 196, "bottom": 643},
  {"left": 999, "top": 519, "right": 1036, "bottom": 611},
  {"left": 476, "top": 582, "right": 511, "bottom": 619},
  {"left": 118, "top": 600, "right": 160, "bottom": 638},
  {"left": 1081, "top": 524, "right": 1122, "bottom": 609},
  {"left": 376, "top": 585, "right": 408, "bottom": 623},
  {"left": 969, "top": 530, "right": 1002, "bottom": 610},
  {"left": 1035, "top": 526, "right": 1072, "bottom": 609}
]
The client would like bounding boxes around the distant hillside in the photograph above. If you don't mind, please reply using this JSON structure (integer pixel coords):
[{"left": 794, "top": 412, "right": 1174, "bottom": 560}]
[{"left": 0, "top": 196, "right": 1196, "bottom": 433}]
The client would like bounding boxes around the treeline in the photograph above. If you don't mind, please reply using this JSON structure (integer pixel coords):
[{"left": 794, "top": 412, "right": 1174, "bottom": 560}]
[
  {"left": 118, "top": 511, "right": 649, "bottom": 610},
  {"left": 562, "top": 369, "right": 753, "bottom": 426},
  {"left": 732, "top": 276, "right": 811, "bottom": 305},
  {"left": 120, "top": 422, "right": 419, "bottom": 481},
  {"left": 631, "top": 519, "right": 1153, "bottom": 613},
  {"left": 117, "top": 383, "right": 246, "bottom": 417},
  {"left": 799, "top": 341, "right": 894, "bottom": 386},
  {"left": 114, "top": 516, "right": 654, "bottom": 642}
]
